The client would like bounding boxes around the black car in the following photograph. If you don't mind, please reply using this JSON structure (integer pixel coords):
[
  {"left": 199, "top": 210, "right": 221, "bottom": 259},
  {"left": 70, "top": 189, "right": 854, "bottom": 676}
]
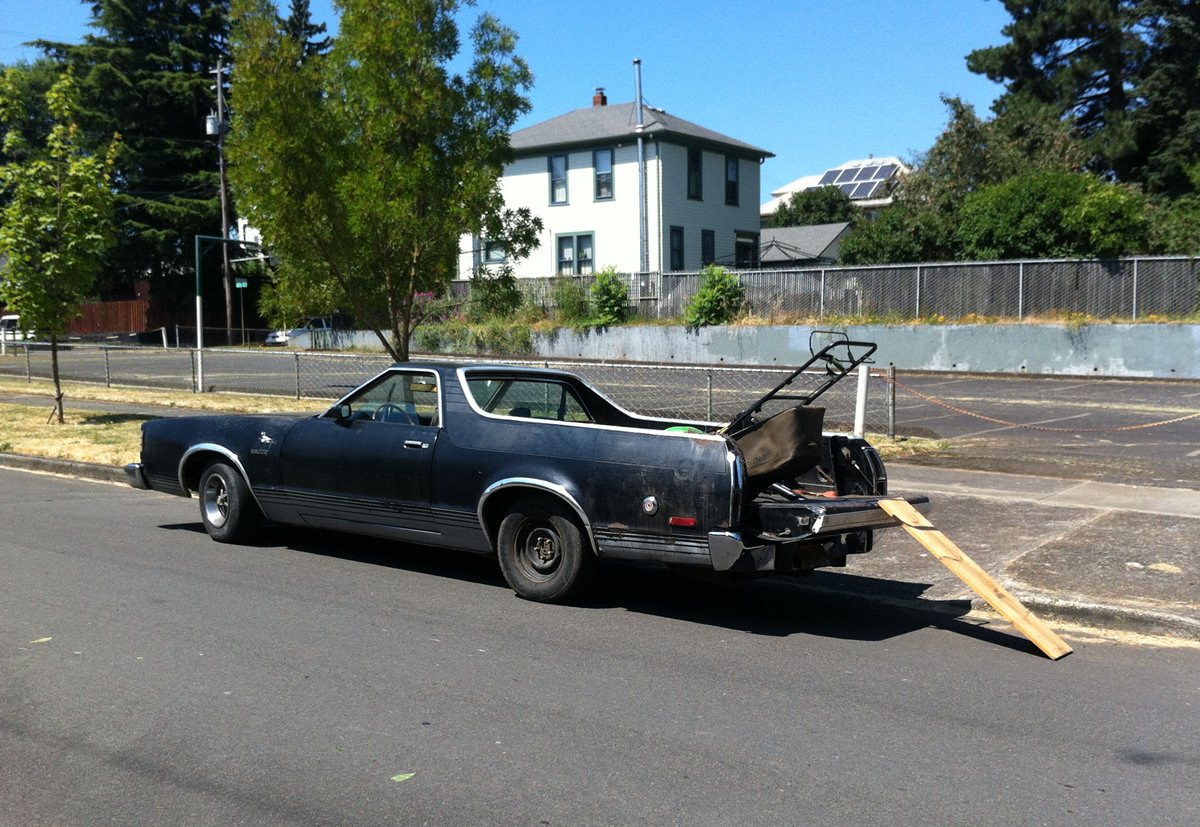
[{"left": 127, "top": 342, "right": 927, "bottom": 602}]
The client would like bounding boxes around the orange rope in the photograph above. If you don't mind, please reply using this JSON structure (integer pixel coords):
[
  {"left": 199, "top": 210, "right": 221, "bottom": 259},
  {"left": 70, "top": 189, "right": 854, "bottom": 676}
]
[{"left": 886, "top": 376, "right": 1200, "bottom": 433}]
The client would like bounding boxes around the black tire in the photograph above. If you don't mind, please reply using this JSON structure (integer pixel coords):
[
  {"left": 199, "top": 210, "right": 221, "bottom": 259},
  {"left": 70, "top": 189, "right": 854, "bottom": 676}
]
[
  {"left": 496, "top": 495, "right": 596, "bottom": 603},
  {"left": 198, "top": 461, "right": 261, "bottom": 543}
]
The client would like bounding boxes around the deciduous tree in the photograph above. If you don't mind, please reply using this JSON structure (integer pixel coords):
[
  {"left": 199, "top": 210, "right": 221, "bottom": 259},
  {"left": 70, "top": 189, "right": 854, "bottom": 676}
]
[
  {"left": 767, "top": 186, "right": 857, "bottom": 229},
  {"left": 228, "top": 0, "right": 539, "bottom": 360},
  {"left": 0, "top": 72, "right": 120, "bottom": 423}
]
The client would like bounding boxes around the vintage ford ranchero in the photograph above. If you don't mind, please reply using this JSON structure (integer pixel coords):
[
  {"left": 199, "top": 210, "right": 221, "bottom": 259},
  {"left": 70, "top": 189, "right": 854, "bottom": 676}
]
[{"left": 126, "top": 339, "right": 928, "bottom": 602}]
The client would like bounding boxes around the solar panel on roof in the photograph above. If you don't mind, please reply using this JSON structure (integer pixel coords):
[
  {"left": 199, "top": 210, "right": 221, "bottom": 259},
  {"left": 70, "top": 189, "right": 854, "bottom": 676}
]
[
  {"left": 839, "top": 183, "right": 857, "bottom": 195},
  {"left": 818, "top": 170, "right": 840, "bottom": 185},
  {"left": 877, "top": 164, "right": 898, "bottom": 178},
  {"left": 850, "top": 181, "right": 874, "bottom": 198},
  {"left": 836, "top": 168, "right": 859, "bottom": 183},
  {"left": 855, "top": 165, "right": 880, "bottom": 181}
]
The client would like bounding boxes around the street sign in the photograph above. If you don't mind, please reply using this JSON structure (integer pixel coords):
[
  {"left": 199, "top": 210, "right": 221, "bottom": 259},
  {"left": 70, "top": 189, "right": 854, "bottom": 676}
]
[{"left": 235, "top": 279, "right": 248, "bottom": 289}]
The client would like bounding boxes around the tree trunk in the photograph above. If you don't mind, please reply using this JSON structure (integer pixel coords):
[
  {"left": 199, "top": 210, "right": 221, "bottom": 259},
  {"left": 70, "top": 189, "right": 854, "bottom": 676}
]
[{"left": 50, "top": 332, "right": 64, "bottom": 424}]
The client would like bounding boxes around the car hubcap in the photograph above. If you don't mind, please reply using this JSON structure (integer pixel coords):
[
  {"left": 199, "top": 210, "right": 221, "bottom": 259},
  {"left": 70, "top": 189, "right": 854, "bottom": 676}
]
[{"left": 203, "top": 475, "right": 229, "bottom": 528}]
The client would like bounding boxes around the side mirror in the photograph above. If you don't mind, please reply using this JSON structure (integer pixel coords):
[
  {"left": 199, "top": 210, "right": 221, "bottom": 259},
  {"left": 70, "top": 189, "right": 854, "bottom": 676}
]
[{"left": 331, "top": 402, "right": 354, "bottom": 425}]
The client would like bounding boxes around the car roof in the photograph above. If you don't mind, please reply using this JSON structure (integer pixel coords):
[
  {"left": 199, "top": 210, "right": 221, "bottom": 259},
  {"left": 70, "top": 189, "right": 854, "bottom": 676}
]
[{"left": 392, "top": 362, "right": 581, "bottom": 381}]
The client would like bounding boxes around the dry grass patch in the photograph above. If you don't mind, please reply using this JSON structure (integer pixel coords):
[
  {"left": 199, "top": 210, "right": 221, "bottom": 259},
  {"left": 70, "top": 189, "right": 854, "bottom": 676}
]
[{"left": 0, "top": 403, "right": 147, "bottom": 465}]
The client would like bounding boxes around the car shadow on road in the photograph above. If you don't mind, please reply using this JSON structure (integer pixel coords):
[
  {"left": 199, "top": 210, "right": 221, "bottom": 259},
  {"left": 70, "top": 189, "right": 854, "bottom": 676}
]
[
  {"left": 159, "top": 521, "right": 1036, "bottom": 655},
  {"left": 584, "top": 562, "right": 1037, "bottom": 655}
]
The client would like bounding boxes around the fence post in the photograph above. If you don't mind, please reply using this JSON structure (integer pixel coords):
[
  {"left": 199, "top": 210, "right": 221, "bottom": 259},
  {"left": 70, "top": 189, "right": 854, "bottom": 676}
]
[
  {"left": 294, "top": 352, "right": 302, "bottom": 399},
  {"left": 1131, "top": 258, "right": 1139, "bottom": 320},
  {"left": 706, "top": 369, "right": 713, "bottom": 421},
  {"left": 853, "top": 364, "right": 869, "bottom": 438},
  {"left": 104, "top": 347, "right": 111, "bottom": 388},
  {"left": 914, "top": 266, "right": 922, "bottom": 317},
  {"left": 190, "top": 349, "right": 197, "bottom": 392},
  {"left": 887, "top": 366, "right": 896, "bottom": 439},
  {"left": 1018, "top": 262, "right": 1024, "bottom": 320},
  {"left": 25, "top": 343, "right": 32, "bottom": 382},
  {"left": 819, "top": 269, "right": 826, "bottom": 318}
]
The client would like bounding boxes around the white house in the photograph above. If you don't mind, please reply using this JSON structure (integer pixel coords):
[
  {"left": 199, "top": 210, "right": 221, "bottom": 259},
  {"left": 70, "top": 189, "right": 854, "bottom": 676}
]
[
  {"left": 760, "top": 156, "right": 910, "bottom": 222},
  {"left": 461, "top": 90, "right": 773, "bottom": 278}
]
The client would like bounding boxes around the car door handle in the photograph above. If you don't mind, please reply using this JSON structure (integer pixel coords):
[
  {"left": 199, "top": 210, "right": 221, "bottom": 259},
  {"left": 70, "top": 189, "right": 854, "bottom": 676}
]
[{"left": 403, "top": 440, "right": 427, "bottom": 449}]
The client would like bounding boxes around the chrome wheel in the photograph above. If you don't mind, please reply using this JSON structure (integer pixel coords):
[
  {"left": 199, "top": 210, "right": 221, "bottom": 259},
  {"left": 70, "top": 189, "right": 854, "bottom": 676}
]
[
  {"left": 202, "top": 472, "right": 229, "bottom": 528},
  {"left": 197, "top": 461, "right": 261, "bottom": 543}
]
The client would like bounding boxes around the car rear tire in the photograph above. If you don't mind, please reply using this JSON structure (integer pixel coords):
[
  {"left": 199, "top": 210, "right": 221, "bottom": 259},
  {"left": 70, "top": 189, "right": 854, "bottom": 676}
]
[
  {"left": 496, "top": 496, "right": 595, "bottom": 603},
  {"left": 199, "top": 461, "right": 261, "bottom": 543}
]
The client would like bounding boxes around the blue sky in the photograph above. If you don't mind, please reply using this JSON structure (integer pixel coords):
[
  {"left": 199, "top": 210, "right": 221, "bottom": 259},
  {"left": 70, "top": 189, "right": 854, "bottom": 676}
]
[{"left": 0, "top": 0, "right": 1014, "bottom": 202}]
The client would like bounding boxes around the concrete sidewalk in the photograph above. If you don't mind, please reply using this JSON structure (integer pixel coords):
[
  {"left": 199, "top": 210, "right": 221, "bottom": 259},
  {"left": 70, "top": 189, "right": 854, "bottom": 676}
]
[{"left": 3, "top": 448, "right": 1196, "bottom": 641}]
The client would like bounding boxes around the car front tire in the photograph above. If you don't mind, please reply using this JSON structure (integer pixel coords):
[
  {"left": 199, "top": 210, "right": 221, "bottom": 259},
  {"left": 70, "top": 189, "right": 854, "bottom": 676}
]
[
  {"left": 199, "top": 461, "right": 261, "bottom": 543},
  {"left": 496, "top": 496, "right": 595, "bottom": 603}
]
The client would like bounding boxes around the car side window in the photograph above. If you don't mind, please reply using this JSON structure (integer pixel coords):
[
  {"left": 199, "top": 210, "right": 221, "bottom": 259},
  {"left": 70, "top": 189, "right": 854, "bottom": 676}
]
[
  {"left": 338, "top": 372, "right": 440, "bottom": 426},
  {"left": 467, "top": 378, "right": 593, "bottom": 422}
]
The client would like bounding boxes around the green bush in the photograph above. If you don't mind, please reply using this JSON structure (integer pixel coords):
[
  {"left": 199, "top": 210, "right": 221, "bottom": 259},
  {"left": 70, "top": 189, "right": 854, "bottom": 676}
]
[
  {"left": 685, "top": 265, "right": 745, "bottom": 328},
  {"left": 467, "top": 269, "right": 522, "bottom": 321},
  {"left": 414, "top": 318, "right": 534, "bottom": 356},
  {"left": 552, "top": 276, "right": 590, "bottom": 323},
  {"left": 590, "top": 266, "right": 629, "bottom": 326}
]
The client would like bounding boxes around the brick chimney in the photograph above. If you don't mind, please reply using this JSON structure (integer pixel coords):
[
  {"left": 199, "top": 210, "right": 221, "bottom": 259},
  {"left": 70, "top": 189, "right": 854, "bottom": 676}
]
[{"left": 593, "top": 87, "right": 607, "bottom": 107}]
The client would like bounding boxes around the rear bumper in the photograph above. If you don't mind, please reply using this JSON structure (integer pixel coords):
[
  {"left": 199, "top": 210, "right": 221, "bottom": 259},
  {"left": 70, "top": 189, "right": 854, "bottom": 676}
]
[
  {"left": 708, "top": 495, "right": 931, "bottom": 572},
  {"left": 125, "top": 462, "right": 151, "bottom": 490}
]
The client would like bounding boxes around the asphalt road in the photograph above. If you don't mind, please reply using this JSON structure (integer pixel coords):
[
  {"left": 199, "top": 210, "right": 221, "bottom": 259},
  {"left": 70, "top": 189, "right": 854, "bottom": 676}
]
[
  {"left": 3, "top": 469, "right": 1197, "bottom": 826},
  {"left": 890, "top": 374, "right": 1200, "bottom": 488}
]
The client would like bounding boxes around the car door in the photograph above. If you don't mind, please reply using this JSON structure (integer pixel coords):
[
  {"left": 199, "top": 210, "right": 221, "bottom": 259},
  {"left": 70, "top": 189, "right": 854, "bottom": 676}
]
[{"left": 278, "top": 370, "right": 441, "bottom": 540}]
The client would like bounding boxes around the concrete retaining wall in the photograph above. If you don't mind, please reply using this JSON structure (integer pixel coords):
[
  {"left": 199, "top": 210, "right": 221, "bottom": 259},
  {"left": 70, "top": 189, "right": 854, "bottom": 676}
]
[{"left": 527, "top": 323, "right": 1200, "bottom": 379}]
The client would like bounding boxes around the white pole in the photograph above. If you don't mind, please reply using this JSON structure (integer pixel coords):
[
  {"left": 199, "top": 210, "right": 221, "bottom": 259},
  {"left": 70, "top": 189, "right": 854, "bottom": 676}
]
[
  {"left": 853, "top": 363, "right": 869, "bottom": 438},
  {"left": 195, "top": 293, "right": 204, "bottom": 392}
]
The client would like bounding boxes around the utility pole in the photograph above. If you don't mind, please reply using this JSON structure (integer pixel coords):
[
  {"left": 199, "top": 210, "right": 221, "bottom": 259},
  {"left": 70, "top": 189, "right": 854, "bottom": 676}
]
[
  {"left": 210, "top": 59, "right": 233, "bottom": 345},
  {"left": 634, "top": 59, "right": 648, "bottom": 275}
]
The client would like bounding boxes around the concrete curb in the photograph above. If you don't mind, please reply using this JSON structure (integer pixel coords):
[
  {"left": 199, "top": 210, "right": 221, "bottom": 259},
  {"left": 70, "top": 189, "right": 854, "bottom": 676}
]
[
  {"left": 4, "top": 453, "right": 1196, "bottom": 642},
  {"left": 0, "top": 452, "right": 129, "bottom": 484}
]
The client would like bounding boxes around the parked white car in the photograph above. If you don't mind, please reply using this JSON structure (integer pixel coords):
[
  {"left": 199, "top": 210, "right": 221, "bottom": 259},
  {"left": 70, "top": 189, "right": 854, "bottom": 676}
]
[
  {"left": 0, "top": 314, "right": 33, "bottom": 342},
  {"left": 264, "top": 316, "right": 332, "bottom": 346}
]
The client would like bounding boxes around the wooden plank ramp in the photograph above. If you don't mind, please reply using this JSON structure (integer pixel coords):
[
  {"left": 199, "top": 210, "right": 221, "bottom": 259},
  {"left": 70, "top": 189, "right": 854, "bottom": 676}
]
[{"left": 879, "top": 498, "right": 1073, "bottom": 660}]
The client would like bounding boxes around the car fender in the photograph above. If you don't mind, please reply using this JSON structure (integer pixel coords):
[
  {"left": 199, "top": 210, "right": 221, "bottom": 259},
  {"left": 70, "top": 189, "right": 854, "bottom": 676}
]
[
  {"left": 178, "top": 443, "right": 265, "bottom": 513},
  {"left": 476, "top": 477, "right": 598, "bottom": 554}
]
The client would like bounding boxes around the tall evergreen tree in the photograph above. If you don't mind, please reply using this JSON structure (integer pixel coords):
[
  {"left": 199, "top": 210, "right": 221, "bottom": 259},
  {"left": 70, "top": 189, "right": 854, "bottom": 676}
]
[
  {"left": 281, "top": 0, "right": 331, "bottom": 60},
  {"left": 1123, "top": 0, "right": 1200, "bottom": 195},
  {"left": 36, "top": 1, "right": 230, "bottom": 308}
]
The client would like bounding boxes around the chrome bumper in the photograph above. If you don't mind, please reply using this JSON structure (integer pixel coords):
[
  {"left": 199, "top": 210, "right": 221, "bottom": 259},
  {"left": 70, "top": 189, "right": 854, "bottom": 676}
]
[{"left": 125, "top": 462, "right": 150, "bottom": 490}]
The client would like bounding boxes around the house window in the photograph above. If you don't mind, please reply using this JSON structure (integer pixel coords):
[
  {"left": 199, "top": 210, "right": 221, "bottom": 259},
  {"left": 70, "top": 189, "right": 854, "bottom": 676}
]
[
  {"left": 701, "top": 229, "right": 715, "bottom": 265},
  {"left": 549, "top": 154, "right": 568, "bottom": 204},
  {"left": 557, "top": 233, "right": 593, "bottom": 275},
  {"left": 669, "top": 226, "right": 685, "bottom": 271},
  {"left": 483, "top": 240, "right": 507, "bottom": 264},
  {"left": 735, "top": 231, "right": 758, "bottom": 267},
  {"left": 593, "top": 148, "right": 613, "bottom": 200},
  {"left": 725, "top": 156, "right": 739, "bottom": 205},
  {"left": 687, "top": 148, "right": 702, "bottom": 200}
]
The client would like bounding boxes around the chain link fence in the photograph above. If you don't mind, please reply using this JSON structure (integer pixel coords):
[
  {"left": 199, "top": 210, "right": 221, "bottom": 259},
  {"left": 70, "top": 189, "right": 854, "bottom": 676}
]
[
  {"left": 0, "top": 343, "right": 893, "bottom": 435},
  {"left": 496, "top": 256, "right": 1199, "bottom": 321}
]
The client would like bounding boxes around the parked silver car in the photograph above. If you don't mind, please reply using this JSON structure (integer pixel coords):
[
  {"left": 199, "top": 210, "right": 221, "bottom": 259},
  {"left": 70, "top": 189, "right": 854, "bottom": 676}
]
[{"left": 264, "top": 316, "right": 331, "bottom": 346}]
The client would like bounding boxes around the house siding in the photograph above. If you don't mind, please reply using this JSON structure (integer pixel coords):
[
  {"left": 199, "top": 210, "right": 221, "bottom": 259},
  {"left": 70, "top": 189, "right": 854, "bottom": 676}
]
[{"left": 459, "top": 120, "right": 766, "bottom": 278}]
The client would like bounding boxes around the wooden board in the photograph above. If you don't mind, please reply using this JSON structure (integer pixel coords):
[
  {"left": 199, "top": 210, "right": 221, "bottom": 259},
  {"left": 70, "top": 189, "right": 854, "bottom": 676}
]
[{"left": 879, "top": 498, "right": 1073, "bottom": 660}]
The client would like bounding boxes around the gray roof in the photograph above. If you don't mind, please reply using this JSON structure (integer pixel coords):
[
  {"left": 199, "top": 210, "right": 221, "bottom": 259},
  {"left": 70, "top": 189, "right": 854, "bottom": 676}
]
[
  {"left": 510, "top": 101, "right": 773, "bottom": 158},
  {"left": 759, "top": 223, "right": 852, "bottom": 263}
]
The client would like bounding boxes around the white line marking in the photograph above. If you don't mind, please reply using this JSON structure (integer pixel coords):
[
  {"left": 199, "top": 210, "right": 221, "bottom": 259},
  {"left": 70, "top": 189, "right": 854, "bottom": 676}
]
[{"left": 1188, "top": 448, "right": 1200, "bottom": 457}]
